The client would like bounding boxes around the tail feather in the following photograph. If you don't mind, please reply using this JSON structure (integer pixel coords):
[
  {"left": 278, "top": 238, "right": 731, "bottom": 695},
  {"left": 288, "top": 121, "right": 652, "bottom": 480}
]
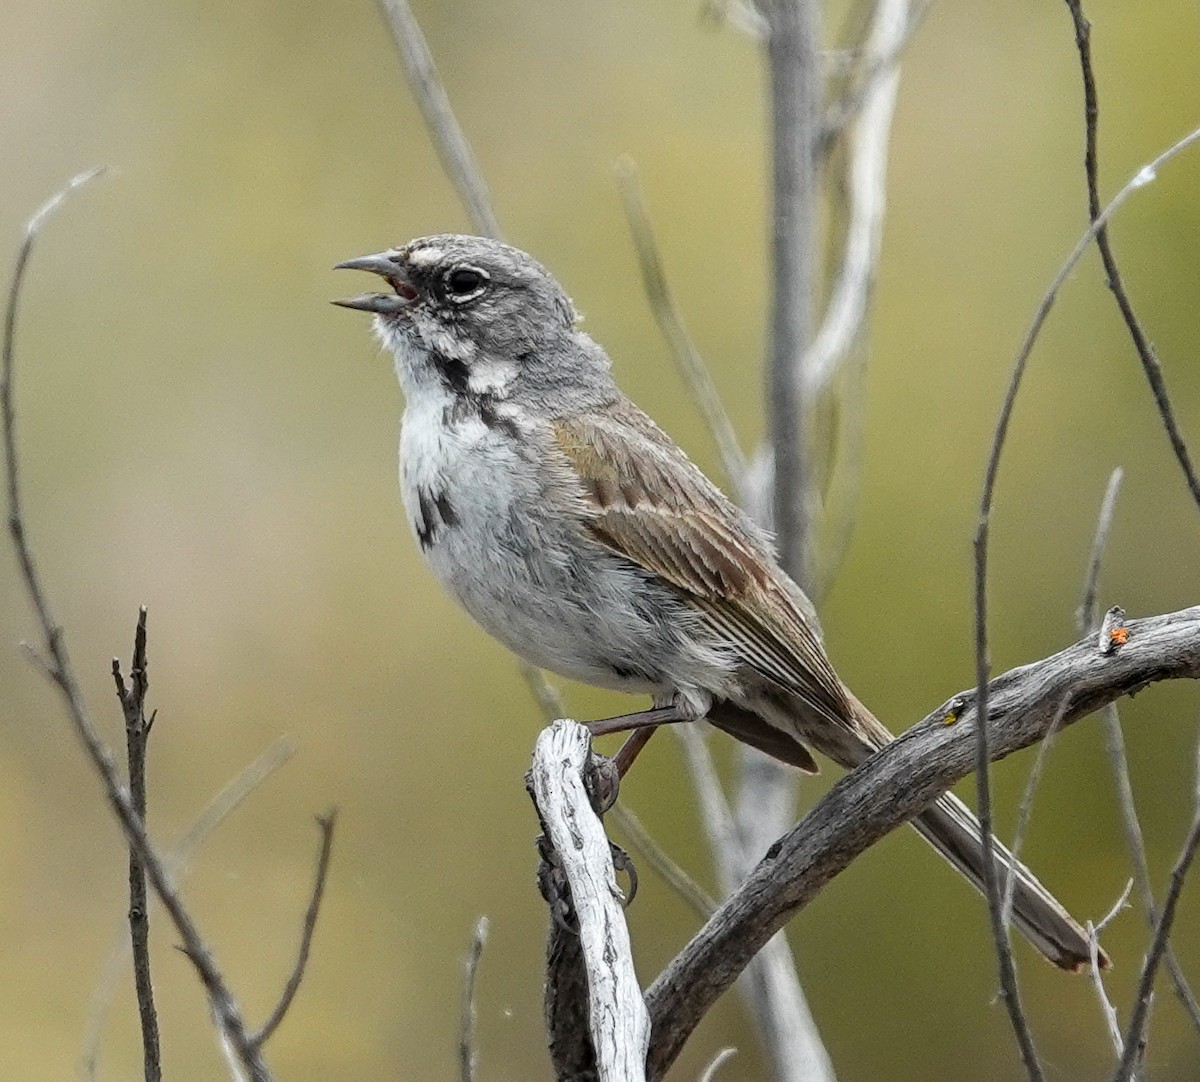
[
  {"left": 837, "top": 691, "right": 1106, "bottom": 971},
  {"left": 913, "top": 792, "right": 1106, "bottom": 972}
]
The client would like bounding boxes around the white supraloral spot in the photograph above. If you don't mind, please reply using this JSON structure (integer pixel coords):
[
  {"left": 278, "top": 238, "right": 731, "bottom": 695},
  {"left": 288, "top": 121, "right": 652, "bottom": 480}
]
[{"left": 407, "top": 246, "right": 444, "bottom": 267}]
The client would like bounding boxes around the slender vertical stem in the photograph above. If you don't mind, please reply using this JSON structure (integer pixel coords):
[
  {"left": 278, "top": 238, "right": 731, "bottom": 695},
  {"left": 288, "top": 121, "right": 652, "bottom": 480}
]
[
  {"left": 762, "top": 0, "right": 821, "bottom": 581},
  {"left": 119, "top": 610, "right": 161, "bottom": 1082}
]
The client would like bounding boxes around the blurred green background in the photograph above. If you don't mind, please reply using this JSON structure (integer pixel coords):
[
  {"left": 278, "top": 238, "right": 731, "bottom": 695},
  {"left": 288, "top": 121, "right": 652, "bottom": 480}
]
[{"left": 1, "top": 1, "right": 1198, "bottom": 1079}]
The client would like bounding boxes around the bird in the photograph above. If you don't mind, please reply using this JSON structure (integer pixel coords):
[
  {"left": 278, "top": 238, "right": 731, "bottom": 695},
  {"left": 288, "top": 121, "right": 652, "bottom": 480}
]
[{"left": 334, "top": 232, "right": 1104, "bottom": 972}]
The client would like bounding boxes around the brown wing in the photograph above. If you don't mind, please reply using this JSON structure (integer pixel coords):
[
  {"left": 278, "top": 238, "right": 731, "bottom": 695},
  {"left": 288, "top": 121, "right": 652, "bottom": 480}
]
[{"left": 552, "top": 403, "right": 852, "bottom": 731}]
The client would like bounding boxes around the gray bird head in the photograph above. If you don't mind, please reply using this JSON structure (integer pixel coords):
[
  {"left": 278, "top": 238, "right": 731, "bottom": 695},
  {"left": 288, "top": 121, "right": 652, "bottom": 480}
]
[{"left": 335, "top": 235, "right": 610, "bottom": 402}]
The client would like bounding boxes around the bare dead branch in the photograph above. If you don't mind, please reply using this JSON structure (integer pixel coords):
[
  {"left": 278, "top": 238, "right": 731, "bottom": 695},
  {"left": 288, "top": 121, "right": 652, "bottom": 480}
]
[
  {"left": 529, "top": 721, "right": 651, "bottom": 1082},
  {"left": 249, "top": 811, "right": 337, "bottom": 1048},
  {"left": 374, "top": 0, "right": 502, "bottom": 240},
  {"left": 459, "top": 916, "right": 489, "bottom": 1082},
  {"left": 999, "top": 694, "right": 1070, "bottom": 939},
  {"left": 113, "top": 607, "right": 161, "bottom": 1082},
  {"left": 614, "top": 158, "right": 749, "bottom": 500},
  {"left": 645, "top": 607, "right": 1200, "bottom": 1079},
  {"left": 2, "top": 173, "right": 272, "bottom": 1082},
  {"left": 1063, "top": 0, "right": 1200, "bottom": 514},
  {"left": 1113, "top": 739, "right": 1200, "bottom": 1082},
  {"left": 675, "top": 730, "right": 837, "bottom": 1082}
]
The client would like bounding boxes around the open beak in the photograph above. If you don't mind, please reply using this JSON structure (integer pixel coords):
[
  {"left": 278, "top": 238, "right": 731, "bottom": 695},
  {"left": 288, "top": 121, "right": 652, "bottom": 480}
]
[{"left": 332, "top": 251, "right": 418, "bottom": 314}]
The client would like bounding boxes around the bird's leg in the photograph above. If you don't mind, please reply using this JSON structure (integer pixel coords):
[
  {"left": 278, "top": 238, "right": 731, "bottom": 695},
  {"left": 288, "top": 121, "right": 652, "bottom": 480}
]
[
  {"left": 584, "top": 704, "right": 686, "bottom": 738},
  {"left": 612, "top": 727, "right": 656, "bottom": 777}
]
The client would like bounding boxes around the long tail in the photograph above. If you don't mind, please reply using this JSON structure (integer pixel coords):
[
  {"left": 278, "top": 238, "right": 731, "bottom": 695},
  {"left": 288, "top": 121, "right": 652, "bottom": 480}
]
[
  {"left": 913, "top": 790, "right": 1104, "bottom": 972},
  {"left": 844, "top": 693, "right": 1106, "bottom": 972}
]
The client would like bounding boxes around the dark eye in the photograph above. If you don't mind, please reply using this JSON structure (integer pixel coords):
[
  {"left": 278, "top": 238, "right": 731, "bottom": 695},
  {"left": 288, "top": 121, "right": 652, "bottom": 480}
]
[{"left": 443, "top": 265, "right": 488, "bottom": 301}]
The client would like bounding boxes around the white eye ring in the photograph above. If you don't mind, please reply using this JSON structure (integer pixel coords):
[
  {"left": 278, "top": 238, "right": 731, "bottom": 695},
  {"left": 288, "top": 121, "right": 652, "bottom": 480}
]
[{"left": 443, "top": 264, "right": 490, "bottom": 303}]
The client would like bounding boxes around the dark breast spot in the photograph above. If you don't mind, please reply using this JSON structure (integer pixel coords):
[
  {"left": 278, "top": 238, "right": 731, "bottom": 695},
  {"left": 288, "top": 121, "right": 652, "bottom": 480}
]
[{"left": 414, "top": 487, "right": 458, "bottom": 551}]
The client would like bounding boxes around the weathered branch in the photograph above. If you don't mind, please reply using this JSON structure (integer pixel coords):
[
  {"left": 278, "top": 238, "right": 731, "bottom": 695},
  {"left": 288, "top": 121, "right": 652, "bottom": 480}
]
[
  {"left": 644, "top": 607, "right": 1200, "bottom": 1079},
  {"left": 801, "top": 0, "right": 905, "bottom": 401},
  {"left": 529, "top": 722, "right": 650, "bottom": 1082}
]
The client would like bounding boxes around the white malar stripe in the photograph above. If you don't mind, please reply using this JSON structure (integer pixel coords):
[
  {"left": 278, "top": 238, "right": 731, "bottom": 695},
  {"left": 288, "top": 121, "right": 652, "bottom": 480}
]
[{"left": 468, "top": 358, "right": 518, "bottom": 396}]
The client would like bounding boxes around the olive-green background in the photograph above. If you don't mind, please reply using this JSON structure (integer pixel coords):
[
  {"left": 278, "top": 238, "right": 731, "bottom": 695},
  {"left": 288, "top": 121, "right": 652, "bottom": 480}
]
[{"left": 1, "top": 2, "right": 1198, "bottom": 1079}]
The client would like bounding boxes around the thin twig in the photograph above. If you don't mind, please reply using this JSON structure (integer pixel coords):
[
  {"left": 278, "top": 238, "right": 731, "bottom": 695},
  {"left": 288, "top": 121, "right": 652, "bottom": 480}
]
[
  {"left": 1112, "top": 739, "right": 1200, "bottom": 1082},
  {"left": 375, "top": 0, "right": 502, "bottom": 240},
  {"left": 1089, "top": 880, "right": 1134, "bottom": 1061},
  {"left": 1000, "top": 468, "right": 1122, "bottom": 929},
  {"left": 113, "top": 607, "right": 161, "bottom": 1082},
  {"left": 998, "top": 694, "right": 1071, "bottom": 937},
  {"left": 697, "top": 1046, "right": 738, "bottom": 1082},
  {"left": 2, "top": 173, "right": 272, "bottom": 1082},
  {"left": 1063, "top": 0, "right": 1200, "bottom": 514},
  {"left": 459, "top": 916, "right": 489, "bottom": 1082},
  {"left": 1078, "top": 468, "right": 1124, "bottom": 632},
  {"left": 248, "top": 811, "right": 337, "bottom": 1048},
  {"left": 971, "top": 121, "right": 1200, "bottom": 1082},
  {"left": 80, "top": 739, "right": 295, "bottom": 1082},
  {"left": 1102, "top": 702, "right": 1200, "bottom": 1035},
  {"left": 614, "top": 157, "right": 749, "bottom": 500}
]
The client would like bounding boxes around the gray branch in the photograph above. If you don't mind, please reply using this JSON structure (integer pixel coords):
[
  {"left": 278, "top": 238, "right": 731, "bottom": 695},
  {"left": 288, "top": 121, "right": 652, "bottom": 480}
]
[{"left": 644, "top": 607, "right": 1200, "bottom": 1079}]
